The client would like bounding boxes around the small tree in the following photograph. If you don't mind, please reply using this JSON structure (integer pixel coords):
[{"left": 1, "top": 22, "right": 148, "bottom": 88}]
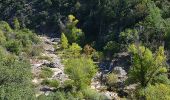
[
  {"left": 128, "top": 44, "right": 168, "bottom": 87},
  {"left": 64, "top": 15, "right": 84, "bottom": 44},
  {"left": 64, "top": 58, "right": 97, "bottom": 90},
  {"left": 139, "top": 84, "right": 170, "bottom": 100},
  {"left": 61, "top": 33, "right": 68, "bottom": 49},
  {"left": 13, "top": 18, "right": 20, "bottom": 30},
  {"left": 68, "top": 43, "right": 82, "bottom": 57}
]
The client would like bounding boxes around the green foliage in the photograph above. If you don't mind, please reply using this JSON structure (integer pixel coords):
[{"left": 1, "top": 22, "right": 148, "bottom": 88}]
[
  {"left": 37, "top": 55, "right": 52, "bottom": 61},
  {"left": 64, "top": 15, "right": 84, "bottom": 44},
  {"left": 106, "top": 73, "right": 118, "bottom": 89},
  {"left": 82, "top": 88, "right": 108, "bottom": 100},
  {"left": 13, "top": 18, "right": 20, "bottom": 30},
  {"left": 128, "top": 44, "right": 168, "bottom": 87},
  {"left": 53, "top": 91, "right": 67, "bottom": 100},
  {"left": 62, "top": 80, "right": 75, "bottom": 91},
  {"left": 145, "top": 1, "right": 164, "bottom": 28},
  {"left": 152, "top": 74, "right": 170, "bottom": 85},
  {"left": 120, "top": 29, "right": 138, "bottom": 45},
  {"left": 61, "top": 33, "right": 68, "bottom": 49},
  {"left": 39, "top": 67, "right": 53, "bottom": 78},
  {"left": 64, "top": 57, "right": 97, "bottom": 90},
  {"left": 139, "top": 84, "right": 170, "bottom": 100},
  {"left": 0, "top": 21, "right": 41, "bottom": 56},
  {"left": 0, "top": 21, "right": 12, "bottom": 32},
  {"left": 68, "top": 43, "right": 82, "bottom": 57},
  {"left": 91, "top": 51, "right": 104, "bottom": 62},
  {"left": 0, "top": 49, "right": 35, "bottom": 99},
  {"left": 0, "top": 1, "right": 170, "bottom": 99},
  {"left": 27, "top": 45, "right": 44, "bottom": 57},
  {"left": 104, "top": 41, "right": 120, "bottom": 54},
  {"left": 0, "top": 30, "right": 6, "bottom": 45},
  {"left": 41, "top": 79, "right": 59, "bottom": 88},
  {"left": 5, "top": 40, "right": 22, "bottom": 55}
]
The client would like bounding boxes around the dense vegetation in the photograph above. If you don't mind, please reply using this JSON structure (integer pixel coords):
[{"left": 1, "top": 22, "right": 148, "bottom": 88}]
[
  {"left": 0, "top": 20, "right": 40, "bottom": 99},
  {"left": 0, "top": 0, "right": 170, "bottom": 100}
]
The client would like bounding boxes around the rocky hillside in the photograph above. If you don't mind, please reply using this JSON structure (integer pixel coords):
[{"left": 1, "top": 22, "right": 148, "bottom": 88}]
[{"left": 31, "top": 36, "right": 68, "bottom": 96}]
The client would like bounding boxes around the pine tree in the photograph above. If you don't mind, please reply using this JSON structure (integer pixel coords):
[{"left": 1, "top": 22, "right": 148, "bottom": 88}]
[
  {"left": 128, "top": 44, "right": 168, "bottom": 87},
  {"left": 61, "top": 33, "right": 68, "bottom": 49},
  {"left": 13, "top": 18, "right": 20, "bottom": 30}
]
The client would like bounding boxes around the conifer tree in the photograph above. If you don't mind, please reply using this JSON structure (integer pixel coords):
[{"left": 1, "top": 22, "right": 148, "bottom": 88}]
[
  {"left": 61, "top": 33, "right": 68, "bottom": 49},
  {"left": 13, "top": 18, "right": 20, "bottom": 30},
  {"left": 128, "top": 44, "right": 168, "bottom": 87}
]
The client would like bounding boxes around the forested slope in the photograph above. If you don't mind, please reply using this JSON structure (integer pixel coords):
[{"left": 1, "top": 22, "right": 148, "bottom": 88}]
[{"left": 0, "top": 0, "right": 170, "bottom": 100}]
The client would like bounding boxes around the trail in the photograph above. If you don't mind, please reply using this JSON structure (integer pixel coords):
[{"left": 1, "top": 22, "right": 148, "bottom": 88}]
[
  {"left": 30, "top": 36, "right": 68, "bottom": 96},
  {"left": 30, "top": 36, "right": 125, "bottom": 99}
]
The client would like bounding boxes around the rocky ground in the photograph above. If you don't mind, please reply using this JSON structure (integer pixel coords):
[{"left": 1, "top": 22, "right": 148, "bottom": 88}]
[
  {"left": 31, "top": 36, "right": 68, "bottom": 97},
  {"left": 30, "top": 36, "right": 132, "bottom": 99}
]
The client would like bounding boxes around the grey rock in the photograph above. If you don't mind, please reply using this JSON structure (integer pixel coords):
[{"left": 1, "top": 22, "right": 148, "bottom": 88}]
[{"left": 114, "top": 67, "right": 127, "bottom": 76}]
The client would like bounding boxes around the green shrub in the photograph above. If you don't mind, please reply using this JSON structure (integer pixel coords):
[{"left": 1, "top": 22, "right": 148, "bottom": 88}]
[
  {"left": 0, "top": 31, "right": 6, "bottom": 45},
  {"left": 106, "top": 73, "right": 118, "bottom": 90},
  {"left": 37, "top": 55, "right": 52, "bottom": 61},
  {"left": 0, "top": 53, "right": 35, "bottom": 99},
  {"left": 104, "top": 41, "right": 120, "bottom": 54},
  {"left": 68, "top": 43, "right": 82, "bottom": 57},
  {"left": 39, "top": 67, "right": 53, "bottom": 78},
  {"left": 37, "top": 94, "right": 53, "bottom": 100},
  {"left": 128, "top": 45, "right": 168, "bottom": 87},
  {"left": 64, "top": 57, "right": 97, "bottom": 90},
  {"left": 91, "top": 51, "right": 103, "bottom": 62},
  {"left": 0, "top": 21, "right": 13, "bottom": 32},
  {"left": 139, "top": 84, "right": 170, "bottom": 100},
  {"left": 41, "top": 79, "right": 59, "bottom": 88},
  {"left": 29, "top": 45, "right": 43, "bottom": 56},
  {"left": 65, "top": 15, "right": 84, "bottom": 44},
  {"left": 5, "top": 40, "right": 22, "bottom": 55},
  {"left": 61, "top": 33, "right": 69, "bottom": 49},
  {"left": 13, "top": 18, "right": 20, "bottom": 30},
  {"left": 20, "top": 28, "right": 40, "bottom": 44},
  {"left": 53, "top": 91, "right": 67, "bottom": 100},
  {"left": 63, "top": 80, "right": 75, "bottom": 91},
  {"left": 82, "top": 88, "right": 108, "bottom": 100}
]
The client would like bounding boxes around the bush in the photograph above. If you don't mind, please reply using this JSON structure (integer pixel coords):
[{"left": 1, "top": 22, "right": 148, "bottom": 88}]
[
  {"left": 41, "top": 79, "right": 59, "bottom": 88},
  {"left": 13, "top": 18, "right": 20, "bottom": 30},
  {"left": 28, "top": 45, "right": 43, "bottom": 56},
  {"left": 53, "top": 91, "right": 66, "bottom": 100},
  {"left": 61, "top": 33, "right": 68, "bottom": 49},
  {"left": 0, "top": 31, "right": 6, "bottom": 45},
  {"left": 91, "top": 51, "right": 103, "bottom": 62},
  {"left": 5, "top": 40, "right": 22, "bottom": 55},
  {"left": 0, "top": 53, "right": 35, "bottom": 99},
  {"left": 64, "top": 15, "right": 84, "bottom": 44},
  {"left": 0, "top": 21, "right": 13, "bottom": 32},
  {"left": 68, "top": 43, "right": 82, "bottom": 57},
  {"left": 39, "top": 67, "right": 53, "bottom": 78},
  {"left": 128, "top": 45, "right": 168, "bottom": 87},
  {"left": 64, "top": 57, "right": 97, "bottom": 90},
  {"left": 139, "top": 84, "right": 170, "bottom": 100},
  {"left": 37, "top": 55, "right": 52, "bottom": 61},
  {"left": 82, "top": 88, "right": 108, "bottom": 100},
  {"left": 106, "top": 73, "right": 118, "bottom": 90},
  {"left": 104, "top": 41, "right": 120, "bottom": 54},
  {"left": 63, "top": 80, "right": 75, "bottom": 91}
]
